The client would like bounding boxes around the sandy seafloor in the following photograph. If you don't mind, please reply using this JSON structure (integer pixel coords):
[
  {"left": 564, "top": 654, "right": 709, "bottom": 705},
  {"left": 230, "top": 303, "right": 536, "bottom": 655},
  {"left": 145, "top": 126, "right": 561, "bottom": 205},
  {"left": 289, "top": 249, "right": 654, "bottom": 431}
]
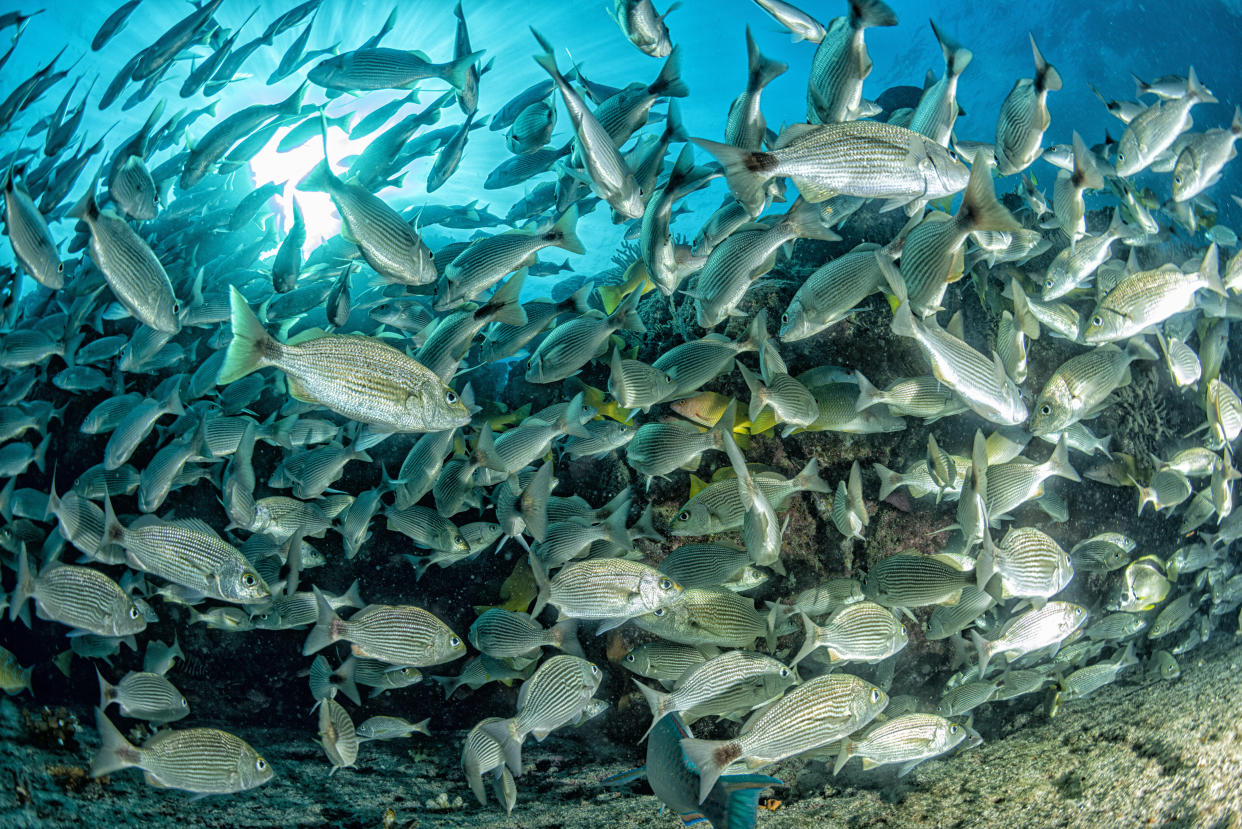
[{"left": 0, "top": 636, "right": 1238, "bottom": 829}]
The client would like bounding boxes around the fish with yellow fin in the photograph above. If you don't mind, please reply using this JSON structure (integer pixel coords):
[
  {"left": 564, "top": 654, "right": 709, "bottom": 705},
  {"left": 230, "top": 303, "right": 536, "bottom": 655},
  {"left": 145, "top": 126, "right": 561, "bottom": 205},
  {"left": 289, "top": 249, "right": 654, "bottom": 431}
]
[{"left": 598, "top": 259, "right": 656, "bottom": 314}]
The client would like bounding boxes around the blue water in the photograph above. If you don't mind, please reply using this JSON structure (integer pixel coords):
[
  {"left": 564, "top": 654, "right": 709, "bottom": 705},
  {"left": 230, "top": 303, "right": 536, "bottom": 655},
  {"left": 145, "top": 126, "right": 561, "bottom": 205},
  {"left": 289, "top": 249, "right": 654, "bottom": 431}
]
[{"left": 4, "top": 0, "right": 1242, "bottom": 281}]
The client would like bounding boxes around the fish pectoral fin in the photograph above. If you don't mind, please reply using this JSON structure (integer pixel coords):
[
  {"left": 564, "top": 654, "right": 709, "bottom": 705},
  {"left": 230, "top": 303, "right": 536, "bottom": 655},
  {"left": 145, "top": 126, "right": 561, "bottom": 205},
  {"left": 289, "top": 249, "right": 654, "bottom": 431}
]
[
  {"left": 595, "top": 617, "right": 629, "bottom": 635},
  {"left": 287, "top": 375, "right": 315, "bottom": 403},
  {"left": 788, "top": 176, "right": 836, "bottom": 203}
]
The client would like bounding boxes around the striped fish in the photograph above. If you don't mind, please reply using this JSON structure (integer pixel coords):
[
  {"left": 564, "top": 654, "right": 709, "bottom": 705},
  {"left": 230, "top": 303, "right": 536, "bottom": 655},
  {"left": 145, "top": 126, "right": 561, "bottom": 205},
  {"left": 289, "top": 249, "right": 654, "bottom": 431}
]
[
  {"left": 984, "top": 437, "right": 1080, "bottom": 520},
  {"left": 609, "top": 349, "right": 676, "bottom": 414},
  {"left": 863, "top": 552, "right": 973, "bottom": 609},
  {"left": 526, "top": 289, "right": 647, "bottom": 384},
  {"left": 10, "top": 547, "right": 146, "bottom": 638},
  {"left": 181, "top": 82, "right": 306, "bottom": 188},
  {"left": 971, "top": 601, "right": 1088, "bottom": 676},
  {"left": 834, "top": 712, "right": 967, "bottom": 776},
  {"left": 653, "top": 313, "right": 764, "bottom": 398},
  {"left": 936, "top": 679, "right": 999, "bottom": 716},
  {"left": 794, "top": 601, "right": 906, "bottom": 665},
  {"left": 780, "top": 243, "right": 883, "bottom": 341},
  {"left": 307, "top": 46, "right": 484, "bottom": 93},
  {"left": 1042, "top": 210, "right": 1128, "bottom": 300},
  {"left": 303, "top": 587, "right": 466, "bottom": 667},
  {"left": 463, "top": 717, "right": 514, "bottom": 809},
  {"left": 1052, "top": 133, "right": 1103, "bottom": 246},
  {"left": 623, "top": 642, "right": 713, "bottom": 686},
  {"left": 318, "top": 697, "right": 359, "bottom": 773},
  {"left": 479, "top": 654, "right": 601, "bottom": 774},
  {"left": 91, "top": 709, "right": 273, "bottom": 794},
  {"left": 532, "top": 557, "right": 683, "bottom": 632},
  {"left": 469, "top": 609, "right": 580, "bottom": 660},
  {"left": 657, "top": 542, "right": 754, "bottom": 590},
  {"left": 633, "top": 588, "right": 770, "bottom": 650},
  {"left": 633, "top": 650, "right": 796, "bottom": 739},
  {"left": 3, "top": 168, "right": 63, "bottom": 289},
  {"left": 997, "top": 311, "right": 1028, "bottom": 384},
  {"left": 103, "top": 502, "right": 270, "bottom": 605},
  {"left": 68, "top": 190, "right": 179, "bottom": 333},
  {"left": 438, "top": 207, "right": 584, "bottom": 310},
  {"left": 977, "top": 526, "right": 1073, "bottom": 601},
  {"left": 98, "top": 670, "right": 187, "bottom": 724},
  {"left": 804, "top": 0, "right": 898, "bottom": 124},
  {"left": 384, "top": 505, "right": 467, "bottom": 553},
  {"left": 884, "top": 253, "right": 1027, "bottom": 426},
  {"left": 1082, "top": 245, "right": 1225, "bottom": 344},
  {"left": 693, "top": 198, "right": 839, "bottom": 328},
  {"left": 681, "top": 673, "right": 887, "bottom": 803},
  {"left": 995, "top": 35, "right": 1062, "bottom": 175},
  {"left": 668, "top": 457, "right": 829, "bottom": 536},
  {"left": 626, "top": 407, "right": 734, "bottom": 479},
  {"left": 297, "top": 152, "right": 436, "bottom": 288},
  {"left": 925, "top": 585, "right": 996, "bottom": 640},
  {"left": 1029, "top": 343, "right": 1150, "bottom": 436},
  {"left": 906, "top": 20, "right": 971, "bottom": 146},
  {"left": 219, "top": 287, "right": 470, "bottom": 434},
  {"left": 854, "top": 373, "right": 965, "bottom": 421},
  {"left": 726, "top": 28, "right": 787, "bottom": 151},
  {"left": 693, "top": 120, "right": 967, "bottom": 221}
]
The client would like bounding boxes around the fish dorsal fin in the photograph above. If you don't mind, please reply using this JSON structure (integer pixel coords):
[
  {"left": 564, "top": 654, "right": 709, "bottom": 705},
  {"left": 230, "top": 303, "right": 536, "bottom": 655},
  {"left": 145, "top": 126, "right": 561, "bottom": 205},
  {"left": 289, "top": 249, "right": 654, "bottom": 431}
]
[
  {"left": 946, "top": 311, "right": 966, "bottom": 340},
  {"left": 774, "top": 123, "right": 818, "bottom": 149},
  {"left": 165, "top": 517, "right": 219, "bottom": 537}
]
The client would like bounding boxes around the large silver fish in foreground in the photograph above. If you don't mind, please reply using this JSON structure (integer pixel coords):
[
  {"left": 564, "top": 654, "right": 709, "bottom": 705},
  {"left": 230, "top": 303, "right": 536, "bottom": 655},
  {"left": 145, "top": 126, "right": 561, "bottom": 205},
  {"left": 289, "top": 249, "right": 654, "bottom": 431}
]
[{"left": 218, "top": 287, "right": 470, "bottom": 433}]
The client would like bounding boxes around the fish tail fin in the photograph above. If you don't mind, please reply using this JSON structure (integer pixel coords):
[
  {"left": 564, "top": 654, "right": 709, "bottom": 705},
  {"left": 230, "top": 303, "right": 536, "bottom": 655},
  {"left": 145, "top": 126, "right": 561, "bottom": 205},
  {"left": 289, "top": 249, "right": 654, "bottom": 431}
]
[
  {"left": 1071, "top": 131, "right": 1103, "bottom": 192},
  {"left": 280, "top": 81, "right": 309, "bottom": 116},
  {"left": 1232, "top": 105, "right": 1242, "bottom": 136},
  {"left": 1186, "top": 66, "right": 1217, "bottom": 104},
  {"left": 1046, "top": 434, "right": 1080, "bottom": 482},
  {"left": 443, "top": 49, "right": 484, "bottom": 93},
  {"left": 486, "top": 269, "right": 529, "bottom": 327},
  {"left": 930, "top": 19, "right": 971, "bottom": 76},
  {"left": 1029, "top": 34, "right": 1061, "bottom": 92},
  {"left": 740, "top": 310, "right": 767, "bottom": 352},
  {"left": 101, "top": 495, "right": 125, "bottom": 549},
  {"left": 608, "top": 284, "right": 647, "bottom": 333},
  {"left": 970, "top": 629, "right": 993, "bottom": 677},
  {"left": 297, "top": 159, "right": 334, "bottom": 193},
  {"left": 333, "top": 656, "right": 362, "bottom": 705},
  {"left": 522, "top": 461, "right": 555, "bottom": 542},
  {"left": 975, "top": 530, "right": 999, "bottom": 596},
  {"left": 874, "top": 463, "right": 902, "bottom": 500},
  {"left": 633, "top": 679, "right": 670, "bottom": 740},
  {"left": 478, "top": 718, "right": 524, "bottom": 776},
  {"left": 663, "top": 99, "right": 689, "bottom": 144},
  {"left": 853, "top": 370, "right": 881, "bottom": 411},
  {"left": 1117, "top": 640, "right": 1139, "bottom": 670},
  {"left": 9, "top": 544, "right": 33, "bottom": 625},
  {"left": 302, "top": 586, "right": 343, "bottom": 655},
  {"left": 218, "top": 286, "right": 277, "bottom": 385},
  {"left": 68, "top": 185, "right": 99, "bottom": 222},
  {"left": 794, "top": 457, "right": 831, "bottom": 494},
  {"left": 530, "top": 29, "right": 563, "bottom": 82},
  {"left": 792, "top": 612, "right": 822, "bottom": 666},
  {"left": 784, "top": 197, "right": 840, "bottom": 242},
  {"left": 651, "top": 45, "right": 688, "bottom": 98},
  {"left": 851, "top": 0, "right": 899, "bottom": 28},
  {"left": 690, "top": 137, "right": 773, "bottom": 218},
  {"left": 96, "top": 668, "right": 116, "bottom": 710},
  {"left": 559, "top": 390, "right": 593, "bottom": 438},
  {"left": 308, "top": 655, "right": 336, "bottom": 702},
  {"left": 530, "top": 549, "right": 551, "bottom": 618},
  {"left": 736, "top": 362, "right": 768, "bottom": 425},
  {"left": 680, "top": 738, "right": 739, "bottom": 804},
  {"left": 960, "top": 159, "right": 1020, "bottom": 233},
  {"left": 745, "top": 26, "right": 788, "bottom": 92},
  {"left": 1199, "top": 243, "right": 1225, "bottom": 296},
  {"left": 833, "top": 740, "right": 854, "bottom": 776},
  {"left": 90, "top": 708, "right": 142, "bottom": 779},
  {"left": 548, "top": 205, "right": 585, "bottom": 255},
  {"left": 710, "top": 397, "right": 735, "bottom": 447},
  {"left": 550, "top": 618, "right": 584, "bottom": 658}
]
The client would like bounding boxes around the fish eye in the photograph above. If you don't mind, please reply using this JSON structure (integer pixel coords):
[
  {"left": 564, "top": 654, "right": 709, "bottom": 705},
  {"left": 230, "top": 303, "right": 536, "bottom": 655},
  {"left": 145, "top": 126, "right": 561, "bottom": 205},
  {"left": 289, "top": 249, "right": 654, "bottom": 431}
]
[
  {"left": 128, "top": 606, "right": 139, "bottom": 619},
  {"left": 779, "top": 667, "right": 790, "bottom": 677},
  {"left": 900, "top": 625, "right": 908, "bottom": 636},
  {"left": 950, "top": 724, "right": 960, "bottom": 734},
  {"left": 1044, "top": 277, "right": 1053, "bottom": 287},
  {"left": 590, "top": 664, "right": 599, "bottom": 675},
  {"left": 870, "top": 688, "right": 882, "bottom": 703},
  {"left": 658, "top": 578, "right": 673, "bottom": 590},
  {"left": 57, "top": 263, "right": 64, "bottom": 273},
  {"left": 624, "top": 653, "right": 635, "bottom": 663},
  {"left": 652, "top": 607, "right": 667, "bottom": 617},
  {"left": 450, "top": 636, "right": 462, "bottom": 648},
  {"left": 1040, "top": 405, "right": 1052, "bottom": 416},
  {"left": 242, "top": 573, "right": 256, "bottom": 587},
  {"left": 1091, "top": 315, "right": 1103, "bottom": 327},
  {"left": 256, "top": 758, "right": 267, "bottom": 772},
  {"left": 781, "top": 313, "right": 789, "bottom": 323},
  {"left": 677, "top": 511, "right": 689, "bottom": 522},
  {"left": 445, "top": 390, "right": 459, "bottom": 404},
  {"left": 172, "top": 301, "right": 181, "bottom": 314},
  {"left": 180, "top": 696, "right": 187, "bottom": 706}
]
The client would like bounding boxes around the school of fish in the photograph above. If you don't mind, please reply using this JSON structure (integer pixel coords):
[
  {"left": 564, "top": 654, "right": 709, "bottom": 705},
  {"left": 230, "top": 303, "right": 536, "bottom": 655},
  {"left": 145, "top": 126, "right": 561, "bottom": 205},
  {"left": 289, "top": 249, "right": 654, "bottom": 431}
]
[{"left": 1, "top": 0, "right": 1241, "bottom": 825}]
